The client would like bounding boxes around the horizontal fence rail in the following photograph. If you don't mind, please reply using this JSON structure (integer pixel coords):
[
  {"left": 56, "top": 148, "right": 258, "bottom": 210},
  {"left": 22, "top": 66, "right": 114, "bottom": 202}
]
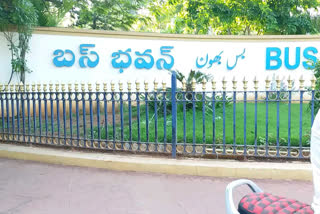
[{"left": 0, "top": 74, "right": 318, "bottom": 159}]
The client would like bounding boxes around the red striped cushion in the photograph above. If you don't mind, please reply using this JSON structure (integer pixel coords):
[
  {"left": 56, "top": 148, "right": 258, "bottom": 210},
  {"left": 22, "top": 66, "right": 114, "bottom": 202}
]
[{"left": 238, "top": 192, "right": 313, "bottom": 214}]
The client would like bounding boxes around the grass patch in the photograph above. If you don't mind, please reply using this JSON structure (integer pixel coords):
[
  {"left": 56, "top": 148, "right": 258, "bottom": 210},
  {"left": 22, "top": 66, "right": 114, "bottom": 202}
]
[{"left": 95, "top": 102, "right": 312, "bottom": 147}]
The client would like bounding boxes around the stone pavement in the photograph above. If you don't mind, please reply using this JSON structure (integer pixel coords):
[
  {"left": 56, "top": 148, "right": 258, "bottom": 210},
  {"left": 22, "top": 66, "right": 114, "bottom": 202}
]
[{"left": 0, "top": 158, "right": 314, "bottom": 214}]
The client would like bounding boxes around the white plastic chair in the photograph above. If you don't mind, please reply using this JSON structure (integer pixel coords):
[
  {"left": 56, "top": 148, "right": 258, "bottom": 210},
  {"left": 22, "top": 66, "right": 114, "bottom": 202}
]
[{"left": 225, "top": 179, "right": 263, "bottom": 214}]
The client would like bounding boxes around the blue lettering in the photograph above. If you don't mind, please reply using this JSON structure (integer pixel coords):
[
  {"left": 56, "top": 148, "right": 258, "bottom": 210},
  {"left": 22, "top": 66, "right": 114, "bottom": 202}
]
[
  {"left": 266, "top": 47, "right": 282, "bottom": 70},
  {"left": 284, "top": 47, "right": 300, "bottom": 70},
  {"left": 303, "top": 47, "right": 318, "bottom": 69}
]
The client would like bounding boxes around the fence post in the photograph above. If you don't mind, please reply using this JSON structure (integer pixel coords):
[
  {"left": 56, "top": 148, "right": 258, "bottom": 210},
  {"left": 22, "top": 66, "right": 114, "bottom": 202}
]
[{"left": 171, "top": 72, "right": 177, "bottom": 158}]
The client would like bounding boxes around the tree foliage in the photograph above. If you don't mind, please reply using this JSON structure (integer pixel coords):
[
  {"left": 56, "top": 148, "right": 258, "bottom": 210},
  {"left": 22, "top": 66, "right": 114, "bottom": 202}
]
[
  {"left": 72, "top": 0, "right": 147, "bottom": 30},
  {"left": 136, "top": 0, "right": 320, "bottom": 35},
  {"left": 0, "top": 0, "right": 38, "bottom": 84}
]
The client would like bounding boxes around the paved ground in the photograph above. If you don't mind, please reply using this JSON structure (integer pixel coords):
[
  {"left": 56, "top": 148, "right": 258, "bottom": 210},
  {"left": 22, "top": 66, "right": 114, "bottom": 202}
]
[{"left": 0, "top": 158, "right": 314, "bottom": 214}]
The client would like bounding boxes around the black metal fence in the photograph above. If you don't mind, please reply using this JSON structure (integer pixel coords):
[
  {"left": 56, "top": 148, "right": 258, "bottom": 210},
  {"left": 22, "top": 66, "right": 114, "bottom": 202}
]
[{"left": 0, "top": 73, "right": 317, "bottom": 159}]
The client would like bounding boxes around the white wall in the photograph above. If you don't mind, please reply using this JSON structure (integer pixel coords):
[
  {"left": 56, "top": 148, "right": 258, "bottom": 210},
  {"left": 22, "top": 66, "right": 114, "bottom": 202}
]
[{"left": 0, "top": 28, "right": 318, "bottom": 90}]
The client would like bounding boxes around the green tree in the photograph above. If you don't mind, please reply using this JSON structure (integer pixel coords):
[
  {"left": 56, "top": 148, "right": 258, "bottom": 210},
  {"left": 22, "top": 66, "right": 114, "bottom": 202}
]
[
  {"left": 136, "top": 0, "right": 320, "bottom": 35},
  {"left": 73, "top": 0, "right": 147, "bottom": 30},
  {"left": 31, "top": 0, "right": 77, "bottom": 27},
  {"left": 0, "top": 0, "right": 38, "bottom": 84}
]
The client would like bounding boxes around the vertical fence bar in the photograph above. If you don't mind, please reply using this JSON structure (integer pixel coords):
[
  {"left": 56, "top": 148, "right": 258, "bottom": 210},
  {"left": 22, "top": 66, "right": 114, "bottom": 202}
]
[
  {"left": 202, "top": 79, "right": 206, "bottom": 154},
  {"left": 81, "top": 83, "right": 86, "bottom": 147},
  {"left": 254, "top": 77, "right": 258, "bottom": 156},
  {"left": 61, "top": 84, "right": 66, "bottom": 145},
  {"left": 67, "top": 83, "right": 73, "bottom": 144},
  {"left": 192, "top": 78, "right": 196, "bottom": 153},
  {"left": 212, "top": 79, "right": 216, "bottom": 154},
  {"left": 10, "top": 85, "right": 15, "bottom": 137},
  {"left": 16, "top": 85, "right": 20, "bottom": 140},
  {"left": 243, "top": 78, "right": 248, "bottom": 156},
  {"left": 232, "top": 78, "right": 237, "bottom": 155},
  {"left": 171, "top": 72, "right": 177, "bottom": 158},
  {"left": 182, "top": 79, "right": 186, "bottom": 152},
  {"left": 75, "top": 83, "right": 80, "bottom": 146},
  {"left": 154, "top": 80, "right": 158, "bottom": 149},
  {"left": 299, "top": 76, "right": 304, "bottom": 159},
  {"left": 15, "top": 85, "right": 20, "bottom": 139},
  {"left": 21, "top": 84, "right": 26, "bottom": 142},
  {"left": 43, "top": 84, "right": 48, "bottom": 144},
  {"left": 119, "top": 82, "right": 124, "bottom": 149},
  {"left": 287, "top": 76, "right": 293, "bottom": 158},
  {"left": 37, "top": 84, "right": 42, "bottom": 143},
  {"left": 103, "top": 83, "right": 108, "bottom": 143},
  {"left": 55, "top": 83, "right": 60, "bottom": 145},
  {"left": 49, "top": 83, "right": 54, "bottom": 143},
  {"left": 127, "top": 82, "right": 132, "bottom": 148},
  {"left": 88, "top": 83, "right": 94, "bottom": 147},
  {"left": 111, "top": 82, "right": 116, "bottom": 149},
  {"left": 265, "top": 77, "right": 270, "bottom": 157},
  {"left": 32, "top": 84, "right": 37, "bottom": 143},
  {"left": 96, "top": 83, "right": 101, "bottom": 148},
  {"left": 145, "top": 81, "right": 149, "bottom": 144},
  {"left": 27, "top": 84, "right": 31, "bottom": 143},
  {"left": 276, "top": 76, "right": 280, "bottom": 157},
  {"left": 299, "top": 90, "right": 303, "bottom": 158},
  {"left": 136, "top": 81, "right": 141, "bottom": 150},
  {"left": 5, "top": 85, "right": 10, "bottom": 140},
  {"left": 288, "top": 90, "right": 292, "bottom": 157},
  {"left": 0, "top": 84, "right": 5, "bottom": 140},
  {"left": 162, "top": 81, "right": 167, "bottom": 150}
]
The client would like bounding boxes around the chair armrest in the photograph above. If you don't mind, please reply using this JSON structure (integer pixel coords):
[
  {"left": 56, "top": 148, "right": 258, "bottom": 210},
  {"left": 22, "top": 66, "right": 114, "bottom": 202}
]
[{"left": 225, "top": 179, "right": 263, "bottom": 214}]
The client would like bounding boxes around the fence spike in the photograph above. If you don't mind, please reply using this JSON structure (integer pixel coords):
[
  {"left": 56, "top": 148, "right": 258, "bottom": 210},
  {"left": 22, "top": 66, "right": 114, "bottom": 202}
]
[
  {"left": 67, "top": 82, "right": 72, "bottom": 92},
  {"left": 43, "top": 83, "right": 47, "bottom": 92},
  {"left": 0, "top": 83, "right": 3, "bottom": 92},
  {"left": 222, "top": 76, "right": 227, "bottom": 91},
  {"left": 299, "top": 75, "right": 305, "bottom": 90},
  {"left": 161, "top": 80, "right": 166, "bottom": 92},
  {"left": 19, "top": 82, "right": 24, "bottom": 92},
  {"left": 287, "top": 75, "right": 293, "bottom": 90},
  {"left": 26, "top": 83, "right": 30, "bottom": 92},
  {"left": 61, "top": 83, "right": 66, "bottom": 92},
  {"left": 154, "top": 79, "right": 158, "bottom": 91},
  {"left": 88, "top": 82, "right": 92, "bottom": 92},
  {"left": 144, "top": 80, "right": 149, "bottom": 92},
  {"left": 15, "top": 83, "right": 19, "bottom": 92},
  {"left": 182, "top": 78, "right": 186, "bottom": 91},
  {"left": 103, "top": 82, "right": 108, "bottom": 92},
  {"left": 55, "top": 82, "right": 60, "bottom": 92},
  {"left": 311, "top": 74, "right": 316, "bottom": 90},
  {"left": 212, "top": 77, "right": 216, "bottom": 91},
  {"left": 127, "top": 81, "right": 131, "bottom": 92},
  {"left": 135, "top": 80, "right": 140, "bottom": 92},
  {"left": 191, "top": 78, "right": 196, "bottom": 91},
  {"left": 232, "top": 76, "right": 237, "bottom": 90},
  {"left": 36, "top": 82, "right": 42, "bottom": 92},
  {"left": 119, "top": 81, "right": 123, "bottom": 92},
  {"left": 243, "top": 76, "right": 248, "bottom": 91},
  {"left": 9, "top": 84, "right": 14, "bottom": 92},
  {"left": 111, "top": 81, "right": 115, "bottom": 92},
  {"left": 202, "top": 78, "right": 207, "bottom": 91},
  {"left": 31, "top": 82, "right": 36, "bottom": 92},
  {"left": 253, "top": 76, "right": 259, "bottom": 91},
  {"left": 74, "top": 81, "right": 79, "bottom": 92},
  {"left": 265, "top": 75, "right": 271, "bottom": 90},
  {"left": 96, "top": 82, "right": 100, "bottom": 92},
  {"left": 81, "top": 82, "right": 86, "bottom": 92},
  {"left": 4, "top": 84, "right": 9, "bottom": 92}
]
